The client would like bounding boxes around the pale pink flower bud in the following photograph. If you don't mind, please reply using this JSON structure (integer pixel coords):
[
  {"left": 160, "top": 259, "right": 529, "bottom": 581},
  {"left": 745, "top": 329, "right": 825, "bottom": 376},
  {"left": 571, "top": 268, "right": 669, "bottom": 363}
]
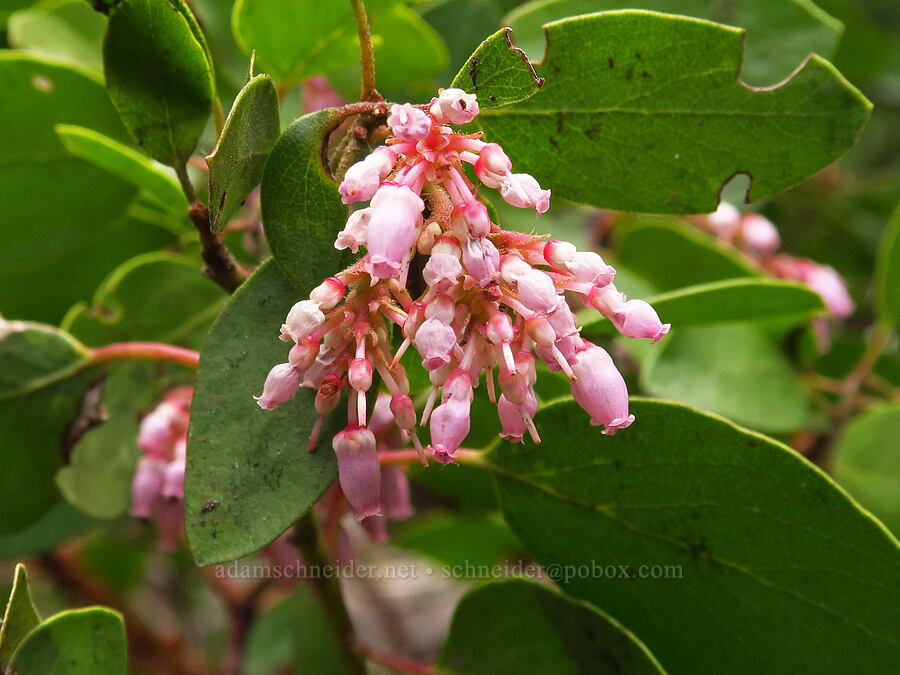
[
  {"left": 610, "top": 300, "right": 670, "bottom": 343},
  {"left": 309, "top": 277, "right": 345, "bottom": 309},
  {"left": 443, "top": 368, "right": 474, "bottom": 402},
  {"left": 804, "top": 264, "right": 854, "bottom": 319},
  {"left": 423, "top": 253, "right": 462, "bottom": 290},
  {"left": 289, "top": 337, "right": 319, "bottom": 372},
  {"left": 368, "top": 392, "right": 395, "bottom": 438},
  {"left": 161, "top": 456, "right": 186, "bottom": 501},
  {"left": 424, "top": 294, "right": 455, "bottom": 323},
  {"left": 137, "top": 403, "right": 180, "bottom": 459},
  {"left": 131, "top": 457, "right": 165, "bottom": 518},
  {"left": 706, "top": 200, "right": 741, "bottom": 238},
  {"left": 431, "top": 236, "right": 462, "bottom": 258},
  {"left": 570, "top": 343, "right": 634, "bottom": 434},
  {"left": 415, "top": 318, "right": 457, "bottom": 370},
  {"left": 486, "top": 313, "right": 514, "bottom": 345},
  {"left": 566, "top": 251, "right": 615, "bottom": 286},
  {"left": 544, "top": 239, "right": 577, "bottom": 268},
  {"left": 365, "top": 184, "right": 425, "bottom": 280},
  {"left": 474, "top": 143, "right": 511, "bottom": 188},
  {"left": 429, "top": 88, "right": 479, "bottom": 125},
  {"left": 525, "top": 315, "right": 556, "bottom": 347},
  {"left": 499, "top": 173, "right": 551, "bottom": 215},
  {"left": 380, "top": 466, "right": 413, "bottom": 520},
  {"left": 429, "top": 396, "right": 471, "bottom": 464},
  {"left": 588, "top": 284, "right": 627, "bottom": 317},
  {"left": 388, "top": 103, "right": 431, "bottom": 140},
  {"left": 338, "top": 146, "right": 395, "bottom": 204},
  {"left": 390, "top": 393, "right": 417, "bottom": 430},
  {"left": 547, "top": 298, "right": 578, "bottom": 338},
  {"left": 739, "top": 214, "right": 780, "bottom": 254},
  {"left": 516, "top": 269, "right": 559, "bottom": 314},
  {"left": 332, "top": 427, "right": 382, "bottom": 520},
  {"left": 348, "top": 357, "right": 373, "bottom": 392},
  {"left": 335, "top": 208, "right": 370, "bottom": 253},
  {"left": 451, "top": 201, "right": 491, "bottom": 238},
  {"left": 281, "top": 300, "right": 325, "bottom": 343},
  {"left": 498, "top": 389, "right": 538, "bottom": 443},
  {"left": 499, "top": 254, "right": 531, "bottom": 283},
  {"left": 462, "top": 237, "right": 500, "bottom": 286},
  {"left": 255, "top": 363, "right": 302, "bottom": 410}
]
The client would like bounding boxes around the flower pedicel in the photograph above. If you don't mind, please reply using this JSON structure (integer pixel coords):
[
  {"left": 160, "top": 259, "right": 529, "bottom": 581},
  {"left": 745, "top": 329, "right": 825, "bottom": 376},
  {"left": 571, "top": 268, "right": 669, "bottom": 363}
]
[{"left": 255, "top": 89, "right": 670, "bottom": 519}]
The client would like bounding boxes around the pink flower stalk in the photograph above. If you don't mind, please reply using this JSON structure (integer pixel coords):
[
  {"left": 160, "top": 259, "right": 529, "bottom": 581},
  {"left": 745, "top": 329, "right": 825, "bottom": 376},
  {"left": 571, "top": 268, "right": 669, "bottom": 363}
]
[
  {"left": 131, "top": 387, "right": 193, "bottom": 549},
  {"left": 257, "top": 89, "right": 669, "bottom": 510}
]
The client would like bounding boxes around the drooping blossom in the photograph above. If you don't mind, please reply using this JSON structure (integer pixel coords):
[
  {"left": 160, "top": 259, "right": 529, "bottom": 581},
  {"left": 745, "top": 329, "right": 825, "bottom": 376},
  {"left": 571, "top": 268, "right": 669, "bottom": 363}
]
[
  {"left": 695, "top": 201, "right": 854, "bottom": 323},
  {"left": 256, "top": 89, "right": 669, "bottom": 518},
  {"left": 131, "top": 387, "right": 193, "bottom": 550}
]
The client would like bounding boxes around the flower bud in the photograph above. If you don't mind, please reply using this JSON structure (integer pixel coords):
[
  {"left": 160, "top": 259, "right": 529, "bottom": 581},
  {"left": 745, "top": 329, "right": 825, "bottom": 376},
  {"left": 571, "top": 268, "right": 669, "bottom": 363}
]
[
  {"left": 570, "top": 343, "right": 634, "bottom": 434},
  {"left": 335, "top": 208, "right": 371, "bottom": 253},
  {"left": 474, "top": 143, "right": 511, "bottom": 188},
  {"left": 498, "top": 389, "right": 538, "bottom": 443},
  {"left": 289, "top": 337, "right": 320, "bottom": 372},
  {"left": 499, "top": 173, "right": 551, "bottom": 215},
  {"left": 348, "top": 357, "right": 373, "bottom": 392},
  {"left": 309, "top": 277, "right": 345, "bottom": 309},
  {"left": 566, "top": 251, "right": 615, "bottom": 287},
  {"left": 338, "top": 146, "right": 395, "bottom": 204},
  {"left": 314, "top": 374, "right": 343, "bottom": 415},
  {"left": 462, "top": 237, "right": 500, "bottom": 286},
  {"left": 429, "top": 396, "right": 471, "bottom": 464},
  {"left": 388, "top": 103, "right": 431, "bottom": 140},
  {"left": 525, "top": 315, "right": 556, "bottom": 347},
  {"left": 332, "top": 426, "right": 382, "bottom": 520},
  {"left": 429, "top": 88, "right": 479, "bottom": 125},
  {"left": 610, "top": 300, "right": 670, "bottom": 343},
  {"left": 254, "top": 363, "right": 302, "bottom": 410},
  {"left": 415, "top": 318, "right": 456, "bottom": 370},
  {"left": 738, "top": 213, "right": 780, "bottom": 254},
  {"left": 544, "top": 239, "right": 577, "bottom": 268},
  {"left": 516, "top": 269, "right": 559, "bottom": 314},
  {"left": 390, "top": 393, "right": 417, "bottom": 430},
  {"left": 282, "top": 299, "right": 325, "bottom": 343}
]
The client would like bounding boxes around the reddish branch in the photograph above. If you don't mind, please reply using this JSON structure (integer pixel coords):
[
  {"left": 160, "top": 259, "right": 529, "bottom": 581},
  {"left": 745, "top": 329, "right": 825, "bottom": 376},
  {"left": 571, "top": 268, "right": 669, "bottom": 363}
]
[{"left": 90, "top": 342, "right": 200, "bottom": 368}]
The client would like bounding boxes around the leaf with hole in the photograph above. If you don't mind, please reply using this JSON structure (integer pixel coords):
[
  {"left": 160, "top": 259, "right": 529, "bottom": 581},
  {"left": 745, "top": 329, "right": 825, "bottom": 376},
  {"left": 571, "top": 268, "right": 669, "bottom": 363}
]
[{"left": 455, "top": 11, "right": 870, "bottom": 213}]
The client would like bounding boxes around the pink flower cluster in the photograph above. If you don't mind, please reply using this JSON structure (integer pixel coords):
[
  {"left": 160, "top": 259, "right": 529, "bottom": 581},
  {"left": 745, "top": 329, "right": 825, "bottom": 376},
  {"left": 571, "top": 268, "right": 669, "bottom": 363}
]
[
  {"left": 131, "top": 387, "right": 192, "bottom": 550},
  {"left": 256, "top": 89, "right": 669, "bottom": 520},
  {"left": 698, "top": 201, "right": 854, "bottom": 320}
]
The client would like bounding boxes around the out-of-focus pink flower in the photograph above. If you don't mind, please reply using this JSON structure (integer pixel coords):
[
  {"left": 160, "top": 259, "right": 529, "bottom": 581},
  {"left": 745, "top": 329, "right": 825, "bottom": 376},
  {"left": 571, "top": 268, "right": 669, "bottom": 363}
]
[
  {"left": 705, "top": 200, "right": 742, "bottom": 239},
  {"left": 302, "top": 75, "right": 344, "bottom": 113},
  {"left": 738, "top": 213, "right": 780, "bottom": 254}
]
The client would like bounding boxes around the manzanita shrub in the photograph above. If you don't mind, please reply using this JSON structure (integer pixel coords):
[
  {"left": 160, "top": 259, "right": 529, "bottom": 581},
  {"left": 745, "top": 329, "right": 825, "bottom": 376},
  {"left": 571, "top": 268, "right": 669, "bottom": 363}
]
[{"left": 1, "top": 0, "right": 899, "bottom": 673}]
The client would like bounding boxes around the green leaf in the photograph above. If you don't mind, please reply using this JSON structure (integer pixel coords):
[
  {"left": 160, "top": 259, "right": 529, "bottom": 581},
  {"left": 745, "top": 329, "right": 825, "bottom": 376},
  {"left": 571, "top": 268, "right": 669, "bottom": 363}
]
[
  {"left": 61, "top": 252, "right": 227, "bottom": 348},
  {"left": 484, "top": 398, "right": 900, "bottom": 674},
  {"left": 0, "top": 320, "right": 94, "bottom": 533},
  {"left": 56, "top": 124, "right": 187, "bottom": 210},
  {"left": 57, "top": 253, "right": 225, "bottom": 519},
  {"left": 833, "top": 403, "right": 900, "bottom": 535},
  {"left": 185, "top": 260, "right": 338, "bottom": 566},
  {"left": 0, "top": 564, "right": 40, "bottom": 670},
  {"left": 439, "top": 579, "right": 665, "bottom": 674},
  {"left": 243, "top": 587, "right": 342, "bottom": 675},
  {"left": 103, "top": 0, "right": 214, "bottom": 167},
  {"left": 0, "top": 54, "right": 176, "bottom": 324},
  {"left": 503, "top": 0, "right": 844, "bottom": 86},
  {"left": 0, "top": 503, "right": 95, "bottom": 561},
  {"left": 8, "top": 0, "right": 106, "bottom": 72},
  {"left": 207, "top": 73, "right": 280, "bottom": 232},
  {"left": 582, "top": 278, "right": 825, "bottom": 339},
  {"left": 462, "top": 11, "right": 871, "bottom": 214},
  {"left": 393, "top": 512, "right": 520, "bottom": 569},
  {"left": 8, "top": 607, "right": 127, "bottom": 675},
  {"left": 449, "top": 27, "right": 544, "bottom": 108},
  {"left": 876, "top": 204, "right": 900, "bottom": 327},
  {"left": 261, "top": 109, "right": 349, "bottom": 290},
  {"left": 617, "top": 218, "right": 757, "bottom": 290},
  {"left": 640, "top": 324, "right": 812, "bottom": 433}
]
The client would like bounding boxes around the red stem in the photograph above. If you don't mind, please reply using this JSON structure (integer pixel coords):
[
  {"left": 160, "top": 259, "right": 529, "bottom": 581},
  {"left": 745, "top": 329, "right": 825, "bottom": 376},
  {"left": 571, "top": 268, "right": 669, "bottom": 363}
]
[
  {"left": 355, "top": 642, "right": 436, "bottom": 674},
  {"left": 91, "top": 342, "right": 200, "bottom": 368},
  {"left": 377, "top": 448, "right": 484, "bottom": 466}
]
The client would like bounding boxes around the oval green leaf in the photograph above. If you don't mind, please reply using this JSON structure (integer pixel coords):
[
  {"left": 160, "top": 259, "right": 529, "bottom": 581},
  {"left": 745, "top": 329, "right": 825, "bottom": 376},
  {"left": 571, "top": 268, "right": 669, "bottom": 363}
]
[
  {"left": 185, "top": 260, "right": 339, "bottom": 566},
  {"left": 103, "top": 0, "right": 214, "bottom": 167},
  {"left": 0, "top": 564, "right": 40, "bottom": 670},
  {"left": 457, "top": 11, "right": 871, "bottom": 214},
  {"left": 207, "top": 73, "right": 280, "bottom": 232},
  {"left": 8, "top": 0, "right": 106, "bottom": 72},
  {"left": 0, "top": 319, "right": 94, "bottom": 533},
  {"left": 439, "top": 579, "right": 665, "bottom": 674},
  {"left": 833, "top": 403, "right": 900, "bottom": 535},
  {"left": 261, "top": 109, "right": 348, "bottom": 290},
  {"left": 55, "top": 124, "right": 187, "bottom": 210},
  {"left": 483, "top": 398, "right": 900, "bottom": 674},
  {"left": 641, "top": 324, "right": 812, "bottom": 433},
  {"left": 8, "top": 607, "right": 127, "bottom": 675}
]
